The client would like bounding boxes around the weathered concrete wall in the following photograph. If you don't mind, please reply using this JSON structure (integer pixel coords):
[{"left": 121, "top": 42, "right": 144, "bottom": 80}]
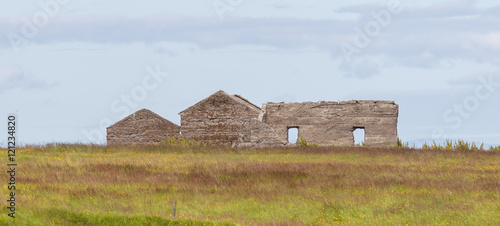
[
  {"left": 235, "top": 119, "right": 286, "bottom": 147},
  {"left": 179, "top": 90, "right": 270, "bottom": 145},
  {"left": 261, "top": 101, "right": 399, "bottom": 146},
  {"left": 107, "top": 109, "right": 180, "bottom": 145}
]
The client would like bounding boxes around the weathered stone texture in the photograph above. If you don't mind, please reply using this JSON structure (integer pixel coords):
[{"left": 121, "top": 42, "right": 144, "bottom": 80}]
[
  {"left": 106, "top": 109, "right": 180, "bottom": 145},
  {"left": 179, "top": 90, "right": 264, "bottom": 145},
  {"left": 236, "top": 119, "right": 285, "bottom": 147},
  {"left": 261, "top": 101, "right": 399, "bottom": 146}
]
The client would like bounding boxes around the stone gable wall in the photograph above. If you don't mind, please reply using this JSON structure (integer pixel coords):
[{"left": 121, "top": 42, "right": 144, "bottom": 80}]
[
  {"left": 179, "top": 92, "right": 261, "bottom": 145},
  {"left": 107, "top": 110, "right": 180, "bottom": 146}
]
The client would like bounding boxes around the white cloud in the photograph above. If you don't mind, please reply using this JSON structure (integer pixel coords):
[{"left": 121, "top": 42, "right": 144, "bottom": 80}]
[
  {"left": 0, "top": 65, "right": 56, "bottom": 92},
  {"left": 1, "top": 3, "right": 496, "bottom": 65},
  {"left": 470, "top": 32, "right": 500, "bottom": 50},
  {"left": 0, "top": 2, "right": 498, "bottom": 84},
  {"left": 339, "top": 58, "right": 381, "bottom": 79}
]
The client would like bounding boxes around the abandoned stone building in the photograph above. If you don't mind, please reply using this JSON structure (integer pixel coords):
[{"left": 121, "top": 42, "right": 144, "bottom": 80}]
[
  {"left": 107, "top": 90, "right": 399, "bottom": 147},
  {"left": 106, "top": 109, "right": 180, "bottom": 146}
]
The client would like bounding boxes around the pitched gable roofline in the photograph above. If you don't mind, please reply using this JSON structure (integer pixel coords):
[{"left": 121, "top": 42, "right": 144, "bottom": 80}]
[
  {"left": 231, "top": 94, "right": 261, "bottom": 111},
  {"left": 179, "top": 90, "right": 260, "bottom": 115},
  {"left": 107, "top": 108, "right": 179, "bottom": 129}
]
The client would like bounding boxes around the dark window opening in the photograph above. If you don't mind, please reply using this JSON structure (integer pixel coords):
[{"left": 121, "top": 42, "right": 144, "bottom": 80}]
[
  {"left": 288, "top": 127, "right": 299, "bottom": 144},
  {"left": 353, "top": 127, "right": 365, "bottom": 146}
]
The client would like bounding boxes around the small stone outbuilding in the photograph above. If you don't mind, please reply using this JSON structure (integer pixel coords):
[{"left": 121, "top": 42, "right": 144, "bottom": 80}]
[{"left": 106, "top": 109, "right": 180, "bottom": 145}]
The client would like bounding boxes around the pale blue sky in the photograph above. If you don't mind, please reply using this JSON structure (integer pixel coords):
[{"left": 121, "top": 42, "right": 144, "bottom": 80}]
[{"left": 1, "top": 0, "right": 499, "bottom": 147}]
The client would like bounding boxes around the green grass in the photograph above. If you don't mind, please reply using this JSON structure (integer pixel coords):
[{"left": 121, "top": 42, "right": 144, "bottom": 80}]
[
  {"left": 0, "top": 208, "right": 232, "bottom": 226},
  {"left": 1, "top": 144, "right": 499, "bottom": 225}
]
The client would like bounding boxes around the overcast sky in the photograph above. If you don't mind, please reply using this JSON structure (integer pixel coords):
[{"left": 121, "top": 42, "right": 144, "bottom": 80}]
[{"left": 1, "top": 0, "right": 499, "bottom": 147}]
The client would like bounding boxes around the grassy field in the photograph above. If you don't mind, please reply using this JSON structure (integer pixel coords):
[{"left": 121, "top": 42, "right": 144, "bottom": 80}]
[{"left": 1, "top": 144, "right": 499, "bottom": 225}]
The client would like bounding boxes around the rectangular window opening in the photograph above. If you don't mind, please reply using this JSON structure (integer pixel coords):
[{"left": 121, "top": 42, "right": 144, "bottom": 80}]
[
  {"left": 353, "top": 127, "right": 365, "bottom": 146},
  {"left": 287, "top": 127, "right": 299, "bottom": 144}
]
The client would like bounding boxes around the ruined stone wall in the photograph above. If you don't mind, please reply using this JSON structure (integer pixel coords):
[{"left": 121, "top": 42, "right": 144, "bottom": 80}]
[
  {"left": 261, "top": 101, "right": 399, "bottom": 146},
  {"left": 107, "top": 109, "right": 180, "bottom": 145},
  {"left": 235, "top": 119, "right": 285, "bottom": 147},
  {"left": 107, "top": 90, "right": 399, "bottom": 147},
  {"left": 179, "top": 92, "right": 262, "bottom": 145}
]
